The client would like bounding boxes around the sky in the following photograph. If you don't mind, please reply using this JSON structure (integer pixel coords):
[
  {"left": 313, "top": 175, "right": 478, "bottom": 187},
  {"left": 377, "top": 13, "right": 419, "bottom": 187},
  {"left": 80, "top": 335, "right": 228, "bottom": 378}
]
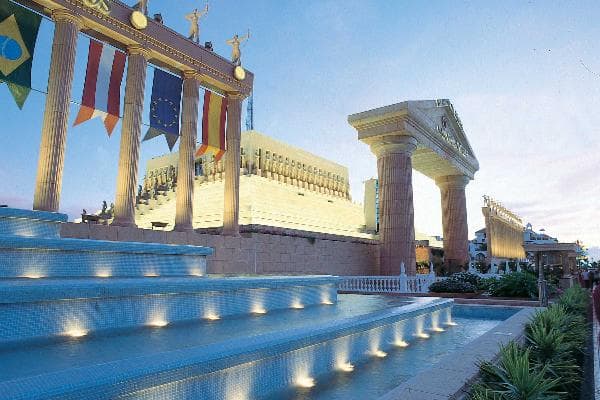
[{"left": 1, "top": 0, "right": 599, "bottom": 259}]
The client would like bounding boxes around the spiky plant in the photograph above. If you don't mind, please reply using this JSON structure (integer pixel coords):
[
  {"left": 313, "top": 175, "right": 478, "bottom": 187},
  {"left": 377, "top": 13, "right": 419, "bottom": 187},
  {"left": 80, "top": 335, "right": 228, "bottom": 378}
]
[{"left": 471, "top": 342, "right": 562, "bottom": 400}]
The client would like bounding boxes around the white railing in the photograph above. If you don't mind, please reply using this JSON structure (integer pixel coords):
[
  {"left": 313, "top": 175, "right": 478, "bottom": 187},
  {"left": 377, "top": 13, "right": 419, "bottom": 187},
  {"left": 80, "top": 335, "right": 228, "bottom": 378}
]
[
  {"left": 337, "top": 262, "right": 510, "bottom": 294},
  {"left": 338, "top": 262, "right": 442, "bottom": 294}
]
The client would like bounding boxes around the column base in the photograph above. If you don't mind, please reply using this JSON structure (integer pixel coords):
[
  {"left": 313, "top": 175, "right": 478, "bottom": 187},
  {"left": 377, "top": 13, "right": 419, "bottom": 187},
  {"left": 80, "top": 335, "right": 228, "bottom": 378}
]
[
  {"left": 110, "top": 218, "right": 137, "bottom": 228},
  {"left": 173, "top": 224, "right": 194, "bottom": 233},
  {"left": 221, "top": 229, "right": 240, "bottom": 237}
]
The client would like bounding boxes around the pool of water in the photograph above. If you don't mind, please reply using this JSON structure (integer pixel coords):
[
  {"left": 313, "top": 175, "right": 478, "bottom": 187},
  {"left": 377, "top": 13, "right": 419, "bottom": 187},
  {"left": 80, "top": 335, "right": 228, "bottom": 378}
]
[{"left": 264, "top": 304, "right": 516, "bottom": 400}]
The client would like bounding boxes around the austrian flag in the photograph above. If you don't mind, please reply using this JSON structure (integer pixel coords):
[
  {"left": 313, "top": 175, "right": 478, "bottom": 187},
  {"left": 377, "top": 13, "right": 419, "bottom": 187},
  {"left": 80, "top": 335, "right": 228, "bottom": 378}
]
[{"left": 74, "top": 39, "right": 126, "bottom": 136}]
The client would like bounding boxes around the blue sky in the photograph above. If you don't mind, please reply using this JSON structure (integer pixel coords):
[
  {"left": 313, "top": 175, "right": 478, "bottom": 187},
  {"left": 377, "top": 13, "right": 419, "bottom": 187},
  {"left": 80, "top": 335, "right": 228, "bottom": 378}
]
[{"left": 1, "top": 0, "right": 599, "bottom": 257}]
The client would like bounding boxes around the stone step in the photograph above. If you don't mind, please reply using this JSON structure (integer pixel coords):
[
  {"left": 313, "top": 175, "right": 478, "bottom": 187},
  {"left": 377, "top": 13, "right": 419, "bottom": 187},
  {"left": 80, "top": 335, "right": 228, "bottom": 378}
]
[
  {"left": 0, "top": 276, "right": 338, "bottom": 346},
  {"left": 0, "top": 298, "right": 451, "bottom": 400}
]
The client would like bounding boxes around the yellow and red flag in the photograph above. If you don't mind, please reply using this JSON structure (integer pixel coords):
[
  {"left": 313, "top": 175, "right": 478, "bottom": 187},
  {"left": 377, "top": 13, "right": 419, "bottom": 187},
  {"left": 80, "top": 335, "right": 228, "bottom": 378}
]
[{"left": 196, "top": 91, "right": 227, "bottom": 161}]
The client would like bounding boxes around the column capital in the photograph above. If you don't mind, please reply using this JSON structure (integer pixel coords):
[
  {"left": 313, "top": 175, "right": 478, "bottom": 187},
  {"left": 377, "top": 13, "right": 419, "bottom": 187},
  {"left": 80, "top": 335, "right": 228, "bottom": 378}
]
[
  {"left": 226, "top": 92, "right": 246, "bottom": 101},
  {"left": 51, "top": 8, "right": 83, "bottom": 29},
  {"left": 369, "top": 135, "right": 418, "bottom": 158},
  {"left": 126, "top": 44, "right": 150, "bottom": 59},
  {"left": 182, "top": 70, "right": 201, "bottom": 81},
  {"left": 435, "top": 174, "right": 470, "bottom": 189}
]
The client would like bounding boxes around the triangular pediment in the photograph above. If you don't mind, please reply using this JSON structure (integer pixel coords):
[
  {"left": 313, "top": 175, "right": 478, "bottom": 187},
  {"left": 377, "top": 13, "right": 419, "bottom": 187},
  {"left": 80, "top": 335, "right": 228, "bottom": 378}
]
[{"left": 409, "top": 99, "right": 477, "bottom": 161}]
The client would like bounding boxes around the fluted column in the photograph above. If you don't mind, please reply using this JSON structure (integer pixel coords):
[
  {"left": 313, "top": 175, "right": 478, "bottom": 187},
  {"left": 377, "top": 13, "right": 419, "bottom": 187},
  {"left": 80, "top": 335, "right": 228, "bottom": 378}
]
[
  {"left": 33, "top": 10, "right": 81, "bottom": 211},
  {"left": 174, "top": 72, "right": 200, "bottom": 232},
  {"left": 222, "top": 93, "right": 244, "bottom": 236},
  {"left": 111, "top": 45, "right": 148, "bottom": 227},
  {"left": 371, "top": 136, "right": 418, "bottom": 275},
  {"left": 436, "top": 175, "right": 470, "bottom": 271}
]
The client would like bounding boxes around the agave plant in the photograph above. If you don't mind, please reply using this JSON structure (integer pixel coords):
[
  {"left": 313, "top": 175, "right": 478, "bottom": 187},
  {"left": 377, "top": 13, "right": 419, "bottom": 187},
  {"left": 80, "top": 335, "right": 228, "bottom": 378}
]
[
  {"left": 525, "top": 317, "right": 581, "bottom": 398},
  {"left": 471, "top": 342, "right": 562, "bottom": 400}
]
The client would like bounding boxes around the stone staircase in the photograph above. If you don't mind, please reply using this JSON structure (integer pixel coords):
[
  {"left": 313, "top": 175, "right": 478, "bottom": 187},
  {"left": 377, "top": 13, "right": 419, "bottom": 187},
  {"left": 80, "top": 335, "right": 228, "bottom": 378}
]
[{"left": 135, "top": 174, "right": 370, "bottom": 237}]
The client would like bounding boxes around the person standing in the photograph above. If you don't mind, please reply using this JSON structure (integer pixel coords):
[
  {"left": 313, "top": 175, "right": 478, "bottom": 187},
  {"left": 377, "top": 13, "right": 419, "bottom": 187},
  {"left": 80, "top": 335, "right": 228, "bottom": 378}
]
[{"left": 582, "top": 269, "right": 590, "bottom": 289}]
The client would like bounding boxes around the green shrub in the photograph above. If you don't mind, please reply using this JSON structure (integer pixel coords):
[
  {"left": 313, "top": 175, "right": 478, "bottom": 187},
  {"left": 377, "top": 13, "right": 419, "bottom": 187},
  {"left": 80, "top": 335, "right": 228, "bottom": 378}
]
[
  {"left": 450, "top": 271, "right": 481, "bottom": 286},
  {"left": 556, "top": 286, "right": 589, "bottom": 315},
  {"left": 429, "top": 279, "right": 476, "bottom": 293},
  {"left": 478, "top": 277, "right": 499, "bottom": 292},
  {"left": 470, "top": 287, "right": 590, "bottom": 400},
  {"left": 470, "top": 342, "right": 562, "bottom": 399},
  {"left": 489, "top": 272, "right": 538, "bottom": 298}
]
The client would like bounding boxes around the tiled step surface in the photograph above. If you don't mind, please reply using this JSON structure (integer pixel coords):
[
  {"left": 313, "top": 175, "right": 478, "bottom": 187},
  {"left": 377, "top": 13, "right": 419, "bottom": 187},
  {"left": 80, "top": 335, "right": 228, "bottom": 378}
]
[
  {"left": 0, "top": 276, "right": 338, "bottom": 346},
  {"left": 0, "top": 297, "right": 450, "bottom": 400}
]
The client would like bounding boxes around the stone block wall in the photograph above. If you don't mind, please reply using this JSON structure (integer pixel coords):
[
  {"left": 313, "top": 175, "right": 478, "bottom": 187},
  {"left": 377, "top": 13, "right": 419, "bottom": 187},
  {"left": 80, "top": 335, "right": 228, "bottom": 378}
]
[{"left": 60, "top": 223, "right": 380, "bottom": 276}]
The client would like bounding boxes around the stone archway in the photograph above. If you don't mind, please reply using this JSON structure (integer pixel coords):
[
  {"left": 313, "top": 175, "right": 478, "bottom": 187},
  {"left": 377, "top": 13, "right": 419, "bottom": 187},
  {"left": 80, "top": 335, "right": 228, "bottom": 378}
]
[{"left": 348, "top": 99, "right": 479, "bottom": 275}]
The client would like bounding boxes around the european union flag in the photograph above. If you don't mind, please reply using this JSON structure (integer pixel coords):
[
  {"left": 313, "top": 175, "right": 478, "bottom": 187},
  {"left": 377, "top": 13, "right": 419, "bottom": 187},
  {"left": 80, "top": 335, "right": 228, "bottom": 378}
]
[{"left": 143, "top": 69, "right": 183, "bottom": 150}]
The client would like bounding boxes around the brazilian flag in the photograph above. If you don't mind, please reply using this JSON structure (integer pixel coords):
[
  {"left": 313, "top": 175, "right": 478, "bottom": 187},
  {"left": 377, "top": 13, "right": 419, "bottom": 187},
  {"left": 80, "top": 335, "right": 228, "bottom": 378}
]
[{"left": 0, "top": 1, "right": 41, "bottom": 108}]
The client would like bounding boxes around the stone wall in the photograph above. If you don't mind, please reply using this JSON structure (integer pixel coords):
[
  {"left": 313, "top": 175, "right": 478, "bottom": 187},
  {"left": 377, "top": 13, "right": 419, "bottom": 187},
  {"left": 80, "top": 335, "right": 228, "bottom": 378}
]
[{"left": 60, "top": 223, "right": 380, "bottom": 276}]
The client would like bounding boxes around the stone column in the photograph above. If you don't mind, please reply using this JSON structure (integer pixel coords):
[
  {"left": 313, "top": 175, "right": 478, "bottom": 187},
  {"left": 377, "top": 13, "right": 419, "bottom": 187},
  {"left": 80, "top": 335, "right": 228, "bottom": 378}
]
[
  {"left": 222, "top": 93, "right": 244, "bottom": 236},
  {"left": 174, "top": 72, "right": 200, "bottom": 232},
  {"left": 33, "top": 10, "right": 81, "bottom": 212},
  {"left": 436, "top": 175, "right": 470, "bottom": 272},
  {"left": 111, "top": 46, "right": 148, "bottom": 227},
  {"left": 371, "top": 136, "right": 418, "bottom": 275}
]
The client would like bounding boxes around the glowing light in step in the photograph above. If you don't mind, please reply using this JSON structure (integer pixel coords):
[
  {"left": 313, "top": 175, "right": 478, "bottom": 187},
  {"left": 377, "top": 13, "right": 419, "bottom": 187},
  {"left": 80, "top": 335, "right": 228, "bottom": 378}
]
[
  {"left": 372, "top": 349, "right": 387, "bottom": 358},
  {"left": 144, "top": 272, "right": 159, "bottom": 277},
  {"left": 148, "top": 318, "right": 168, "bottom": 327},
  {"left": 64, "top": 322, "right": 88, "bottom": 338},
  {"left": 22, "top": 272, "right": 44, "bottom": 279},
  {"left": 95, "top": 268, "right": 111, "bottom": 278},
  {"left": 321, "top": 300, "right": 334, "bottom": 305},
  {"left": 414, "top": 316, "right": 430, "bottom": 339},
  {"left": 291, "top": 300, "right": 304, "bottom": 309},
  {"left": 251, "top": 306, "right": 267, "bottom": 315},
  {"left": 189, "top": 268, "right": 204, "bottom": 277},
  {"left": 429, "top": 310, "right": 445, "bottom": 332},
  {"left": 204, "top": 312, "right": 220, "bottom": 321},
  {"left": 393, "top": 339, "right": 409, "bottom": 348},
  {"left": 337, "top": 362, "right": 354, "bottom": 372},
  {"left": 295, "top": 376, "right": 316, "bottom": 388},
  {"left": 443, "top": 308, "right": 457, "bottom": 326}
]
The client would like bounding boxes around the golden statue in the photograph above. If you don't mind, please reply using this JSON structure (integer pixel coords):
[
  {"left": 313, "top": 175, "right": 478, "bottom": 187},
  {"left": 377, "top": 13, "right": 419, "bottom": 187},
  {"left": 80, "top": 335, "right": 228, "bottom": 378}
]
[
  {"left": 186, "top": 4, "right": 209, "bottom": 44},
  {"left": 134, "top": 0, "right": 148, "bottom": 15},
  {"left": 226, "top": 30, "right": 250, "bottom": 66}
]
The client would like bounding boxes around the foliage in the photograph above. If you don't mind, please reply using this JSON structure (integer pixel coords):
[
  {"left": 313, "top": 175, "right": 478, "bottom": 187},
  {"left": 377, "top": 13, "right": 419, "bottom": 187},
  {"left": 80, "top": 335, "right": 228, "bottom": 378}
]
[
  {"left": 450, "top": 271, "right": 481, "bottom": 286},
  {"left": 429, "top": 279, "right": 476, "bottom": 293},
  {"left": 469, "top": 286, "right": 590, "bottom": 400},
  {"left": 489, "top": 272, "right": 538, "bottom": 299},
  {"left": 478, "top": 277, "right": 499, "bottom": 292},
  {"left": 470, "top": 342, "right": 561, "bottom": 400}
]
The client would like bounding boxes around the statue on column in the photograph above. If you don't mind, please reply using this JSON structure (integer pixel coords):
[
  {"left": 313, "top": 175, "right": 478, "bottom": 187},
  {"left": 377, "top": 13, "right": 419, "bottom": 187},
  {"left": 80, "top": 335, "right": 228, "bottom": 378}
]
[
  {"left": 254, "top": 149, "right": 261, "bottom": 175},
  {"left": 134, "top": 0, "right": 148, "bottom": 15},
  {"left": 240, "top": 148, "right": 247, "bottom": 174},
  {"left": 284, "top": 158, "right": 290, "bottom": 184},
  {"left": 186, "top": 4, "right": 209, "bottom": 44},
  {"left": 226, "top": 30, "right": 250, "bottom": 66},
  {"left": 290, "top": 160, "right": 296, "bottom": 185},
  {"left": 277, "top": 155, "right": 284, "bottom": 183},
  {"left": 264, "top": 151, "right": 271, "bottom": 179}
]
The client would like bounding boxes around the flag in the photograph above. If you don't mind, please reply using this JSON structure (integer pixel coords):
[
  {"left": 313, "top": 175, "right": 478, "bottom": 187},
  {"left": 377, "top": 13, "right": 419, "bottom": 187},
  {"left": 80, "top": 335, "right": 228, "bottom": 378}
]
[
  {"left": 74, "top": 39, "right": 126, "bottom": 135},
  {"left": 143, "top": 69, "right": 182, "bottom": 151},
  {"left": 0, "top": 1, "right": 41, "bottom": 108},
  {"left": 196, "top": 90, "right": 227, "bottom": 161}
]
